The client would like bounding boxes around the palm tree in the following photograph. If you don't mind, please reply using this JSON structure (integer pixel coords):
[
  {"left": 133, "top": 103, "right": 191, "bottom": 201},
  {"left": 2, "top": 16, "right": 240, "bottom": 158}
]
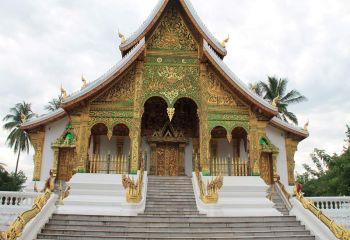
[
  {"left": 0, "top": 162, "right": 6, "bottom": 172},
  {"left": 45, "top": 94, "right": 63, "bottom": 111},
  {"left": 3, "top": 102, "right": 34, "bottom": 175},
  {"left": 250, "top": 76, "right": 307, "bottom": 125}
]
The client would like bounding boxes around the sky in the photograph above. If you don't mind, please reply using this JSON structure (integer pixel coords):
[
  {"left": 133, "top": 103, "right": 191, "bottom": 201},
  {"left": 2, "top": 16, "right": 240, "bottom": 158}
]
[{"left": 0, "top": 0, "right": 349, "bottom": 181}]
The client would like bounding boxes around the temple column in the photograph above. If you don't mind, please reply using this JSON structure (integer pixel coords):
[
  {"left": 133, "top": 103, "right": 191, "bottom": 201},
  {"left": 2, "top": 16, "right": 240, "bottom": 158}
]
[
  {"left": 285, "top": 136, "right": 299, "bottom": 185},
  {"left": 198, "top": 63, "right": 210, "bottom": 175},
  {"left": 70, "top": 105, "right": 90, "bottom": 171},
  {"left": 30, "top": 128, "right": 45, "bottom": 180},
  {"left": 130, "top": 60, "right": 144, "bottom": 174}
]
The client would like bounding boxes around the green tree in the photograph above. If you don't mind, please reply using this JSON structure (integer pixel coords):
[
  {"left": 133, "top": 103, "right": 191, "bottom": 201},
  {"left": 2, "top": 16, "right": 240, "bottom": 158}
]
[
  {"left": 0, "top": 170, "right": 27, "bottom": 191},
  {"left": 2, "top": 102, "right": 34, "bottom": 175},
  {"left": 0, "top": 162, "right": 6, "bottom": 172},
  {"left": 45, "top": 94, "right": 63, "bottom": 111},
  {"left": 250, "top": 76, "right": 307, "bottom": 124},
  {"left": 297, "top": 125, "right": 350, "bottom": 196}
]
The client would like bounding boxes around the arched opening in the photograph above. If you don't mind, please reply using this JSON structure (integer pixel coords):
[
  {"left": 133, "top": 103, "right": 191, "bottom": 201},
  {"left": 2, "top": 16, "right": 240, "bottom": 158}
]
[
  {"left": 88, "top": 123, "right": 130, "bottom": 174},
  {"left": 141, "top": 97, "right": 198, "bottom": 176},
  {"left": 209, "top": 126, "right": 229, "bottom": 175},
  {"left": 231, "top": 127, "right": 248, "bottom": 161}
]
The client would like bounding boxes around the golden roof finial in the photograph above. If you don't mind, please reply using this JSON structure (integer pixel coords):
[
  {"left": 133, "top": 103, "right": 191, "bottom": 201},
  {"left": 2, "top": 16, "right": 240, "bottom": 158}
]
[
  {"left": 60, "top": 85, "right": 68, "bottom": 99},
  {"left": 304, "top": 120, "right": 309, "bottom": 131},
  {"left": 20, "top": 112, "right": 27, "bottom": 123},
  {"left": 221, "top": 35, "right": 229, "bottom": 48},
  {"left": 81, "top": 74, "right": 88, "bottom": 88},
  {"left": 272, "top": 94, "right": 280, "bottom": 107},
  {"left": 118, "top": 29, "right": 126, "bottom": 44}
]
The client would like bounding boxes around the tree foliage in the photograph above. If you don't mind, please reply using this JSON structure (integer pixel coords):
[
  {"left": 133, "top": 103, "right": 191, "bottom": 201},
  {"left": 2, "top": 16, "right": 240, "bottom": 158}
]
[
  {"left": 297, "top": 125, "right": 350, "bottom": 196},
  {"left": 0, "top": 170, "right": 27, "bottom": 191},
  {"left": 45, "top": 94, "right": 63, "bottom": 112},
  {"left": 2, "top": 102, "right": 34, "bottom": 175},
  {"left": 250, "top": 76, "right": 307, "bottom": 125}
]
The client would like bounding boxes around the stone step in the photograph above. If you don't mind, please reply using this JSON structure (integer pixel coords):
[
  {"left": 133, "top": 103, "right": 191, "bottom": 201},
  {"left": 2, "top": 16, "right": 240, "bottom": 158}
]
[
  {"left": 44, "top": 224, "right": 307, "bottom": 232},
  {"left": 39, "top": 229, "right": 311, "bottom": 237},
  {"left": 51, "top": 214, "right": 299, "bottom": 223},
  {"left": 48, "top": 220, "right": 303, "bottom": 228},
  {"left": 36, "top": 234, "right": 315, "bottom": 240}
]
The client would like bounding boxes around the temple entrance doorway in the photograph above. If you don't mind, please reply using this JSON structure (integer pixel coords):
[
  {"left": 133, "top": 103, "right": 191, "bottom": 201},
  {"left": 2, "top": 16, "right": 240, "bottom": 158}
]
[
  {"left": 57, "top": 148, "right": 75, "bottom": 181},
  {"left": 141, "top": 97, "right": 198, "bottom": 176}
]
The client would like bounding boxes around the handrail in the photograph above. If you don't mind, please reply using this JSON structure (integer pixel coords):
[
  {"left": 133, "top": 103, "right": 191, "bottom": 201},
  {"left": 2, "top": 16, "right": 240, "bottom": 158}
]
[
  {"left": 0, "top": 189, "right": 52, "bottom": 240},
  {"left": 275, "top": 180, "right": 292, "bottom": 210},
  {"left": 294, "top": 186, "right": 350, "bottom": 240},
  {"left": 195, "top": 169, "right": 223, "bottom": 204},
  {"left": 122, "top": 160, "right": 145, "bottom": 203}
]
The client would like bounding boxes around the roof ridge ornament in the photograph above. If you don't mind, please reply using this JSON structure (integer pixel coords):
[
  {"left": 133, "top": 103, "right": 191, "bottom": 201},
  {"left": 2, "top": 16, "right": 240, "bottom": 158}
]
[
  {"left": 118, "top": 30, "right": 126, "bottom": 44},
  {"left": 304, "top": 120, "right": 309, "bottom": 131},
  {"left": 81, "top": 74, "right": 88, "bottom": 88},
  {"left": 272, "top": 94, "right": 280, "bottom": 107},
  {"left": 60, "top": 85, "right": 68, "bottom": 99},
  {"left": 220, "top": 35, "right": 229, "bottom": 48}
]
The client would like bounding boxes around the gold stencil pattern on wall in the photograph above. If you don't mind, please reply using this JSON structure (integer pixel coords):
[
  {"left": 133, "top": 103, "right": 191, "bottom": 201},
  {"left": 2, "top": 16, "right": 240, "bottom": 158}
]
[
  {"left": 207, "top": 70, "right": 237, "bottom": 106},
  {"left": 147, "top": 6, "right": 197, "bottom": 51}
]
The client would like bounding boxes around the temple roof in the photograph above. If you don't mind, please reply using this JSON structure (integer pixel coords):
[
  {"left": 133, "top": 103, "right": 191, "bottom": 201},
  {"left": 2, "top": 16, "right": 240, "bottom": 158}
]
[
  {"left": 270, "top": 117, "right": 309, "bottom": 139},
  {"left": 203, "top": 41, "right": 278, "bottom": 116},
  {"left": 21, "top": 108, "right": 66, "bottom": 130},
  {"left": 119, "top": 0, "right": 227, "bottom": 57},
  {"left": 61, "top": 38, "right": 145, "bottom": 109}
]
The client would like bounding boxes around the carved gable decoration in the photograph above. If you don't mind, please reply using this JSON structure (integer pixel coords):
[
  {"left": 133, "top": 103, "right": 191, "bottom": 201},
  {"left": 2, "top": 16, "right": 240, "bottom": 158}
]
[
  {"left": 147, "top": 6, "right": 197, "bottom": 51},
  {"left": 93, "top": 66, "right": 136, "bottom": 103},
  {"left": 207, "top": 70, "right": 238, "bottom": 106},
  {"left": 52, "top": 123, "right": 76, "bottom": 148}
]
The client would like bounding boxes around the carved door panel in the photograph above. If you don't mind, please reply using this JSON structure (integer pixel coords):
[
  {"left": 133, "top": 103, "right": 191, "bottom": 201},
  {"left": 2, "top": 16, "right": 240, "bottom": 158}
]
[
  {"left": 259, "top": 152, "right": 273, "bottom": 185},
  {"left": 156, "top": 144, "right": 179, "bottom": 176},
  {"left": 57, "top": 148, "right": 74, "bottom": 181}
]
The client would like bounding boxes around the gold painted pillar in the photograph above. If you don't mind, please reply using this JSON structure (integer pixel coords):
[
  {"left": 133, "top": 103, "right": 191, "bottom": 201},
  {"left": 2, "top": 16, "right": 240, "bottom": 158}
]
[
  {"left": 30, "top": 128, "right": 45, "bottom": 180},
  {"left": 130, "top": 60, "right": 144, "bottom": 174},
  {"left": 198, "top": 63, "right": 210, "bottom": 175},
  {"left": 70, "top": 105, "right": 90, "bottom": 170},
  {"left": 248, "top": 113, "right": 269, "bottom": 176},
  {"left": 179, "top": 143, "right": 186, "bottom": 175},
  {"left": 285, "top": 136, "right": 299, "bottom": 185}
]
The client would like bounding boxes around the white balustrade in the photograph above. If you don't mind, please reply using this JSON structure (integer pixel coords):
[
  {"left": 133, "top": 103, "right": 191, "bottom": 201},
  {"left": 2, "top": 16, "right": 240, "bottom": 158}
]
[
  {"left": 309, "top": 196, "right": 350, "bottom": 230},
  {"left": 0, "top": 191, "right": 39, "bottom": 207}
]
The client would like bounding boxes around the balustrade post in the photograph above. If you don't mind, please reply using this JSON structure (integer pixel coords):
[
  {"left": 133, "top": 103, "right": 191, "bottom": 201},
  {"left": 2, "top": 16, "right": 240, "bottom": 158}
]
[{"left": 227, "top": 156, "right": 232, "bottom": 176}]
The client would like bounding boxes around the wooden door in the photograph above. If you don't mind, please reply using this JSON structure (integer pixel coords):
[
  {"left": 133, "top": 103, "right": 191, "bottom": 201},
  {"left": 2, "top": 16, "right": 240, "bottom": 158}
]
[
  {"left": 156, "top": 143, "right": 179, "bottom": 176},
  {"left": 57, "top": 148, "right": 75, "bottom": 181},
  {"left": 259, "top": 152, "right": 273, "bottom": 184}
]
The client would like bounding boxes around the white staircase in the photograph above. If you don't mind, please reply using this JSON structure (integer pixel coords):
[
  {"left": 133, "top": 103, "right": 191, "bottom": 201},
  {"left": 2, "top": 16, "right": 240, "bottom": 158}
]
[{"left": 56, "top": 173, "right": 147, "bottom": 216}]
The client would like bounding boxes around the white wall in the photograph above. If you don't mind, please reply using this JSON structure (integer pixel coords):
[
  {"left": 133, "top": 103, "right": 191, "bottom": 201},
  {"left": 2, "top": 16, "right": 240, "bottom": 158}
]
[
  {"left": 184, "top": 139, "right": 193, "bottom": 176},
  {"left": 41, "top": 116, "right": 69, "bottom": 181},
  {"left": 265, "top": 125, "right": 288, "bottom": 186}
]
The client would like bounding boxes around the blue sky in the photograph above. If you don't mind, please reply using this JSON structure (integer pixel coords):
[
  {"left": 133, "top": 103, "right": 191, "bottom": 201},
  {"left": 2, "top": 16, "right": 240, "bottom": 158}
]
[{"left": 0, "top": 0, "right": 349, "bottom": 180}]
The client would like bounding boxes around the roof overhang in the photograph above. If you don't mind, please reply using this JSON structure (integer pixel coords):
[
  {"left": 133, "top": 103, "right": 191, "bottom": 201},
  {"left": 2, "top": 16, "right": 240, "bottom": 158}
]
[
  {"left": 61, "top": 38, "right": 146, "bottom": 109},
  {"left": 270, "top": 116, "right": 309, "bottom": 139},
  {"left": 203, "top": 41, "right": 278, "bottom": 117},
  {"left": 21, "top": 108, "right": 67, "bottom": 131},
  {"left": 119, "top": 0, "right": 227, "bottom": 58}
]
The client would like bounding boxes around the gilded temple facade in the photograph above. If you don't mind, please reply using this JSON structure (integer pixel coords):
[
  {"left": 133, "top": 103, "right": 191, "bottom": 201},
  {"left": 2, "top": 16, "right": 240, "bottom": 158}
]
[{"left": 22, "top": 0, "right": 308, "bottom": 187}]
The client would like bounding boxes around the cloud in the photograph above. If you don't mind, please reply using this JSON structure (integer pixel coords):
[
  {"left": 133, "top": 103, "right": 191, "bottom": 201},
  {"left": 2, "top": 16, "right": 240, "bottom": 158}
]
[{"left": 0, "top": 0, "right": 349, "bottom": 179}]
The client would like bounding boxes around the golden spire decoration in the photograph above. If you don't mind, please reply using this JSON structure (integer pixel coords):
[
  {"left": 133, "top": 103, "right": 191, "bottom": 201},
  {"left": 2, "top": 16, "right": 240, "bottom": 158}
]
[
  {"left": 221, "top": 35, "right": 229, "bottom": 48},
  {"left": 272, "top": 94, "right": 280, "bottom": 107},
  {"left": 304, "top": 120, "right": 309, "bottom": 131},
  {"left": 20, "top": 112, "right": 27, "bottom": 123},
  {"left": 81, "top": 74, "right": 88, "bottom": 88},
  {"left": 60, "top": 85, "right": 68, "bottom": 99},
  {"left": 118, "top": 30, "right": 126, "bottom": 44}
]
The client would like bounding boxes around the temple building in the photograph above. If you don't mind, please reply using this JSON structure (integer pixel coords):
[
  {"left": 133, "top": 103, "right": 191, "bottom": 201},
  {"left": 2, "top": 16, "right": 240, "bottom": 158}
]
[{"left": 21, "top": 0, "right": 308, "bottom": 188}]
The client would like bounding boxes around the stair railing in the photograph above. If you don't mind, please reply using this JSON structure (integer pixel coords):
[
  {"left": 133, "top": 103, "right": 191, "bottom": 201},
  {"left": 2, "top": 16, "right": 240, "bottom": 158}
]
[
  {"left": 0, "top": 189, "right": 52, "bottom": 240},
  {"left": 122, "top": 159, "right": 145, "bottom": 203},
  {"left": 195, "top": 169, "right": 223, "bottom": 204},
  {"left": 275, "top": 180, "right": 292, "bottom": 210},
  {"left": 294, "top": 185, "right": 350, "bottom": 240}
]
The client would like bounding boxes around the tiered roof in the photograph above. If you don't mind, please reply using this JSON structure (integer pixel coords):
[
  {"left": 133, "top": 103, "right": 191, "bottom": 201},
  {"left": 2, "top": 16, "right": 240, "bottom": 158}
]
[{"left": 21, "top": 0, "right": 308, "bottom": 139}]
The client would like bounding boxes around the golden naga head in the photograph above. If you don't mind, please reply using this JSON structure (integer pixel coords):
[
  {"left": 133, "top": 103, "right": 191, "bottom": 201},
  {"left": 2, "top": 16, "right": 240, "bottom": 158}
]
[
  {"left": 272, "top": 94, "right": 280, "bottom": 107},
  {"left": 118, "top": 30, "right": 126, "bottom": 44},
  {"left": 221, "top": 35, "right": 230, "bottom": 48}
]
